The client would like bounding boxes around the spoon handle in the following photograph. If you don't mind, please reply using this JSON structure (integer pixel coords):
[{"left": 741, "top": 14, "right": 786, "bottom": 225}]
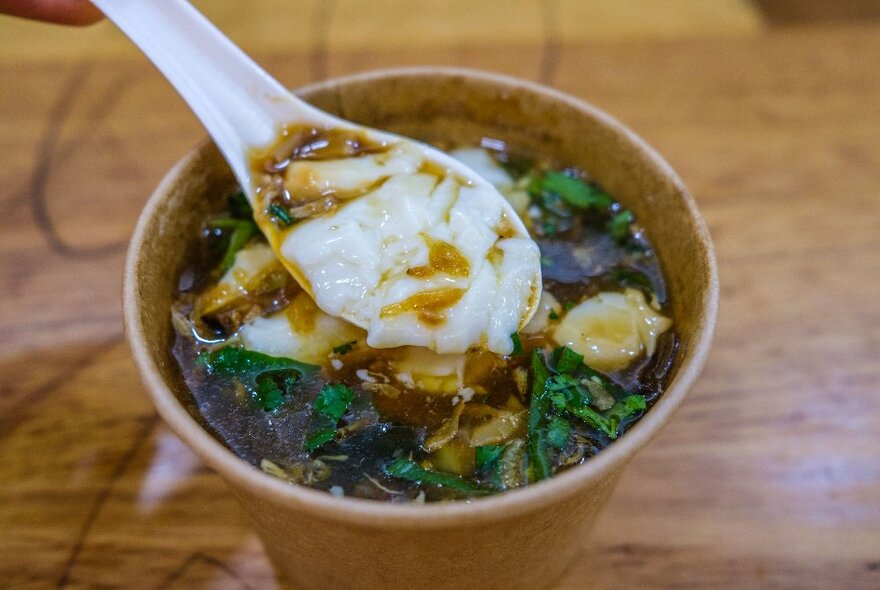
[{"left": 90, "top": 0, "right": 325, "bottom": 190}]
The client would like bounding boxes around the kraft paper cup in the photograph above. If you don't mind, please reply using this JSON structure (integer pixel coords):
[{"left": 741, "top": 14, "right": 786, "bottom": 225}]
[{"left": 124, "top": 68, "right": 718, "bottom": 590}]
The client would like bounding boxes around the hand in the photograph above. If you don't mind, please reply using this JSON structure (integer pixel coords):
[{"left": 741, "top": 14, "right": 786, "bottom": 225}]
[{"left": 0, "top": 0, "right": 103, "bottom": 26}]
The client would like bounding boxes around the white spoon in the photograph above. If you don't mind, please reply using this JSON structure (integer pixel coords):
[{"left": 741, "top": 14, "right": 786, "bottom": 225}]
[{"left": 93, "top": 0, "right": 541, "bottom": 355}]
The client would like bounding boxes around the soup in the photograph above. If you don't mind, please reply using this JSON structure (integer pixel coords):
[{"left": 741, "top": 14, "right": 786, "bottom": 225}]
[{"left": 171, "top": 138, "right": 678, "bottom": 502}]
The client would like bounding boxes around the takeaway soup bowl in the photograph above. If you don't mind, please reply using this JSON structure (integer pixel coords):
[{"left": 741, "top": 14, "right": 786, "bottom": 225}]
[{"left": 124, "top": 68, "right": 718, "bottom": 590}]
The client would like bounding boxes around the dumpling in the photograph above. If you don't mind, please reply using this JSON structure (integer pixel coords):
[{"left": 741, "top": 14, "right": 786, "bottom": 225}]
[
  {"left": 197, "top": 242, "right": 279, "bottom": 317},
  {"left": 522, "top": 290, "right": 561, "bottom": 335},
  {"left": 239, "top": 291, "right": 364, "bottom": 365},
  {"left": 263, "top": 153, "right": 542, "bottom": 355},
  {"left": 552, "top": 288, "right": 672, "bottom": 372}
]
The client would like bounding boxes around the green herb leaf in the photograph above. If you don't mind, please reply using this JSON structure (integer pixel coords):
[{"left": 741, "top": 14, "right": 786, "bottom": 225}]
[
  {"left": 606, "top": 395, "right": 647, "bottom": 433},
  {"left": 269, "top": 203, "right": 293, "bottom": 227},
  {"left": 541, "top": 346, "right": 644, "bottom": 439},
  {"left": 553, "top": 346, "right": 584, "bottom": 374},
  {"left": 200, "top": 347, "right": 318, "bottom": 380},
  {"left": 565, "top": 395, "right": 646, "bottom": 439},
  {"left": 255, "top": 373, "right": 286, "bottom": 412},
  {"left": 527, "top": 349, "right": 553, "bottom": 482},
  {"left": 551, "top": 346, "right": 628, "bottom": 400},
  {"left": 476, "top": 442, "right": 527, "bottom": 491},
  {"left": 566, "top": 404, "right": 616, "bottom": 438},
  {"left": 548, "top": 309, "right": 559, "bottom": 320},
  {"left": 547, "top": 374, "right": 591, "bottom": 410},
  {"left": 303, "top": 426, "right": 337, "bottom": 453},
  {"left": 528, "top": 349, "right": 551, "bottom": 437},
  {"left": 510, "top": 332, "right": 524, "bottom": 356},
  {"left": 331, "top": 340, "right": 357, "bottom": 355},
  {"left": 475, "top": 445, "right": 505, "bottom": 473},
  {"left": 207, "top": 218, "right": 258, "bottom": 274},
  {"left": 199, "top": 348, "right": 319, "bottom": 411},
  {"left": 304, "top": 384, "right": 356, "bottom": 452},
  {"left": 313, "top": 383, "right": 356, "bottom": 420},
  {"left": 540, "top": 171, "right": 613, "bottom": 210},
  {"left": 545, "top": 416, "right": 572, "bottom": 449},
  {"left": 207, "top": 218, "right": 252, "bottom": 230},
  {"left": 608, "top": 209, "right": 635, "bottom": 241},
  {"left": 525, "top": 174, "right": 544, "bottom": 199},
  {"left": 607, "top": 266, "right": 655, "bottom": 295},
  {"left": 228, "top": 190, "right": 253, "bottom": 219},
  {"left": 563, "top": 301, "right": 575, "bottom": 311},
  {"left": 385, "top": 458, "right": 489, "bottom": 494}
]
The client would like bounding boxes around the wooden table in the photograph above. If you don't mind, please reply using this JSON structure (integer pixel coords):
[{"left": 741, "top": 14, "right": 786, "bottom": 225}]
[{"left": 1, "top": 2, "right": 878, "bottom": 588}]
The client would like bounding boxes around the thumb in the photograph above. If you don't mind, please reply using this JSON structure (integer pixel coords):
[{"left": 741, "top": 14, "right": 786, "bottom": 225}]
[{"left": 0, "top": 0, "right": 104, "bottom": 26}]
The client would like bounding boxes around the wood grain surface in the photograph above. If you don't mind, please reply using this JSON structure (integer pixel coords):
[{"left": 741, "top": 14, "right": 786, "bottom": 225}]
[{"left": 1, "top": 1, "right": 879, "bottom": 588}]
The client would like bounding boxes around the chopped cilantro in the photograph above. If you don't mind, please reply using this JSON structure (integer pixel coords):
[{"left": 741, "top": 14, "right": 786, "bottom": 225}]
[
  {"left": 304, "top": 384, "right": 356, "bottom": 452},
  {"left": 269, "top": 203, "right": 293, "bottom": 227},
  {"left": 527, "top": 349, "right": 553, "bottom": 481},
  {"left": 530, "top": 430, "right": 552, "bottom": 481},
  {"left": 547, "top": 374, "right": 591, "bottom": 410},
  {"left": 207, "top": 218, "right": 258, "bottom": 273},
  {"left": 608, "top": 209, "right": 635, "bottom": 241},
  {"left": 563, "top": 301, "right": 575, "bottom": 311},
  {"left": 548, "top": 309, "right": 560, "bottom": 321},
  {"left": 528, "top": 169, "right": 638, "bottom": 255},
  {"left": 385, "top": 458, "right": 489, "bottom": 494},
  {"left": 208, "top": 217, "right": 252, "bottom": 231},
  {"left": 551, "top": 346, "right": 628, "bottom": 400},
  {"left": 510, "top": 332, "right": 524, "bottom": 356},
  {"left": 254, "top": 372, "right": 300, "bottom": 412},
  {"left": 565, "top": 404, "right": 613, "bottom": 437},
  {"left": 553, "top": 346, "right": 584, "bottom": 374},
  {"left": 199, "top": 347, "right": 317, "bottom": 378},
  {"left": 527, "top": 345, "right": 647, "bottom": 458},
  {"left": 528, "top": 350, "right": 551, "bottom": 439},
  {"left": 607, "top": 266, "right": 655, "bottom": 295},
  {"left": 545, "top": 416, "right": 572, "bottom": 449},
  {"left": 539, "top": 171, "right": 613, "bottom": 210},
  {"left": 525, "top": 174, "right": 544, "bottom": 199},
  {"left": 475, "top": 445, "right": 505, "bottom": 473},
  {"left": 198, "top": 348, "right": 318, "bottom": 411},
  {"left": 204, "top": 191, "right": 259, "bottom": 274},
  {"left": 607, "top": 395, "right": 648, "bottom": 433},
  {"left": 332, "top": 340, "right": 357, "bottom": 356},
  {"left": 476, "top": 443, "right": 520, "bottom": 490},
  {"left": 313, "top": 383, "right": 355, "bottom": 418},
  {"left": 526, "top": 346, "right": 641, "bottom": 480},
  {"left": 564, "top": 395, "right": 645, "bottom": 439}
]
